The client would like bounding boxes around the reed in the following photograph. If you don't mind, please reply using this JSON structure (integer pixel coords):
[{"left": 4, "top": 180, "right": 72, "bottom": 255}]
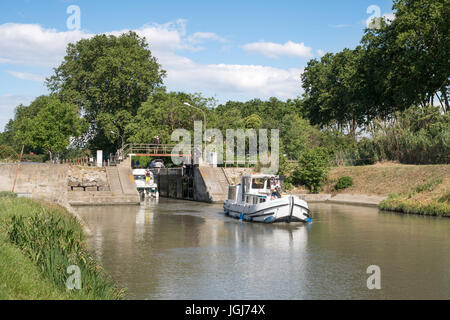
[
  {"left": 379, "top": 196, "right": 450, "bottom": 217},
  {"left": 0, "top": 196, "right": 124, "bottom": 299}
]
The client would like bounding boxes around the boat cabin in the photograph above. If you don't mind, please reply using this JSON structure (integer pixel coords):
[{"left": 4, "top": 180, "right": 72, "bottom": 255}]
[{"left": 228, "top": 174, "right": 284, "bottom": 205}]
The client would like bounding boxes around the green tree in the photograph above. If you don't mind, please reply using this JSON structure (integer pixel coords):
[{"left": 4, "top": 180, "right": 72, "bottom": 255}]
[
  {"left": 244, "top": 114, "right": 263, "bottom": 129},
  {"left": 361, "top": 0, "right": 449, "bottom": 113},
  {"left": 13, "top": 96, "right": 87, "bottom": 160},
  {"left": 302, "top": 48, "right": 367, "bottom": 136},
  {"left": 292, "top": 147, "right": 331, "bottom": 193},
  {"left": 46, "top": 31, "right": 166, "bottom": 151},
  {"left": 126, "top": 89, "right": 213, "bottom": 145},
  {"left": 279, "top": 114, "right": 321, "bottom": 160}
]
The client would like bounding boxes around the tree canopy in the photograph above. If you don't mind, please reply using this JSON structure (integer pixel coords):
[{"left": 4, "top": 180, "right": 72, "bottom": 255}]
[
  {"left": 46, "top": 31, "right": 166, "bottom": 152},
  {"left": 302, "top": 0, "right": 449, "bottom": 134},
  {"left": 12, "top": 96, "right": 87, "bottom": 160}
]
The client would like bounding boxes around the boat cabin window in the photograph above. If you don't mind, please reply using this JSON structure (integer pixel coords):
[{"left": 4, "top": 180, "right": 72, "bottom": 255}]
[
  {"left": 252, "top": 178, "right": 266, "bottom": 189},
  {"left": 133, "top": 175, "right": 145, "bottom": 181},
  {"left": 259, "top": 198, "right": 266, "bottom": 203}
]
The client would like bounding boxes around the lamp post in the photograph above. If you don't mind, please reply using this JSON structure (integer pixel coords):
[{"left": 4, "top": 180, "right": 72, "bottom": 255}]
[
  {"left": 110, "top": 131, "right": 124, "bottom": 150},
  {"left": 184, "top": 102, "right": 207, "bottom": 163}
]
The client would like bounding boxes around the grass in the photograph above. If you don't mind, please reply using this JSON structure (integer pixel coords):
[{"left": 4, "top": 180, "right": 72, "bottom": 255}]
[
  {"left": 322, "top": 162, "right": 449, "bottom": 196},
  {"left": 0, "top": 193, "right": 125, "bottom": 299},
  {"left": 379, "top": 178, "right": 450, "bottom": 217},
  {"left": 289, "top": 162, "right": 449, "bottom": 217}
]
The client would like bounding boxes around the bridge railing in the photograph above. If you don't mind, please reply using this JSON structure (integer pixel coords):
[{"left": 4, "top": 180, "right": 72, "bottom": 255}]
[{"left": 115, "top": 143, "right": 193, "bottom": 160}]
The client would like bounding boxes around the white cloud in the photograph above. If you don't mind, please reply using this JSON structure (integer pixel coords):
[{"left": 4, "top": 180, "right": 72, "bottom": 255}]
[
  {"left": 0, "top": 23, "right": 92, "bottom": 67},
  {"left": 187, "top": 32, "right": 226, "bottom": 44},
  {"left": 317, "top": 49, "right": 325, "bottom": 57},
  {"left": 0, "top": 20, "right": 307, "bottom": 105},
  {"left": 242, "top": 40, "right": 314, "bottom": 59},
  {"left": 7, "top": 70, "right": 45, "bottom": 82},
  {"left": 0, "top": 94, "right": 35, "bottom": 130},
  {"left": 167, "top": 61, "right": 303, "bottom": 100}
]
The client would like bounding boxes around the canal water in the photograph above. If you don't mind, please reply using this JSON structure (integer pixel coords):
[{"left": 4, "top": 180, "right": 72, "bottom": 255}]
[{"left": 76, "top": 199, "right": 450, "bottom": 300}]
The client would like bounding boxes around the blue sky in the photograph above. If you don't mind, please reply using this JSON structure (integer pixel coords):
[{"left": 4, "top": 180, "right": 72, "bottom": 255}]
[{"left": 0, "top": 0, "right": 395, "bottom": 130}]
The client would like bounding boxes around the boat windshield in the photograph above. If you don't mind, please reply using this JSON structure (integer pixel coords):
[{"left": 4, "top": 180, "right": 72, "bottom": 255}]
[{"left": 251, "top": 178, "right": 266, "bottom": 189}]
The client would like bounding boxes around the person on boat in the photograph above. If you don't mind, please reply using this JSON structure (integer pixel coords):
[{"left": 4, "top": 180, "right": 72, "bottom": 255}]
[
  {"left": 145, "top": 169, "right": 151, "bottom": 185},
  {"left": 270, "top": 179, "right": 282, "bottom": 199}
]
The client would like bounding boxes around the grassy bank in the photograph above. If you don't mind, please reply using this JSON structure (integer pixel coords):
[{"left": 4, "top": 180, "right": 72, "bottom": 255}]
[
  {"left": 0, "top": 192, "right": 124, "bottom": 299},
  {"left": 290, "top": 162, "right": 449, "bottom": 216},
  {"left": 326, "top": 163, "right": 449, "bottom": 216},
  {"left": 378, "top": 177, "right": 449, "bottom": 217},
  {"left": 323, "top": 162, "right": 449, "bottom": 196}
]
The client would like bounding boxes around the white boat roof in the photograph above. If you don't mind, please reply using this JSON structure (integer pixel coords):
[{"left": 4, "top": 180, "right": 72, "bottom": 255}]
[
  {"left": 132, "top": 169, "right": 153, "bottom": 175},
  {"left": 242, "top": 174, "right": 278, "bottom": 179}
]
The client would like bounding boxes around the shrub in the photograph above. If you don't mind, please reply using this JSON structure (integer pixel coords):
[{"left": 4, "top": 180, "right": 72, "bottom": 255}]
[
  {"left": 355, "top": 138, "right": 378, "bottom": 165},
  {"left": 335, "top": 176, "right": 353, "bottom": 190},
  {"left": 0, "top": 145, "right": 18, "bottom": 161},
  {"left": 21, "top": 153, "right": 46, "bottom": 163},
  {"left": 291, "top": 147, "right": 330, "bottom": 193},
  {"left": 369, "top": 105, "right": 450, "bottom": 165}
]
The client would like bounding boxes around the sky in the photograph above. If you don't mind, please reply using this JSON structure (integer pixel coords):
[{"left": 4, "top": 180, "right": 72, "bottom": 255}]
[{"left": 0, "top": 0, "right": 395, "bottom": 130}]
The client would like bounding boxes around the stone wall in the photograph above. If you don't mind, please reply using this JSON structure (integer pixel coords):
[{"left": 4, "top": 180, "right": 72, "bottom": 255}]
[{"left": 68, "top": 166, "right": 110, "bottom": 191}]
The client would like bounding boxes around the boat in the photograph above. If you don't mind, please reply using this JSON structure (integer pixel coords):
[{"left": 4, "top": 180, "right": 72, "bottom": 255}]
[
  {"left": 132, "top": 169, "right": 159, "bottom": 199},
  {"left": 223, "top": 174, "right": 311, "bottom": 223}
]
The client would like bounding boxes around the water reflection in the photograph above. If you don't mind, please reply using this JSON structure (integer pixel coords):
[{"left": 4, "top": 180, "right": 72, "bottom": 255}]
[{"left": 76, "top": 200, "right": 450, "bottom": 300}]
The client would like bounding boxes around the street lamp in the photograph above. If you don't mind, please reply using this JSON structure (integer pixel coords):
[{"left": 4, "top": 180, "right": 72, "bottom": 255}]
[
  {"left": 184, "top": 102, "right": 207, "bottom": 163},
  {"left": 110, "top": 131, "right": 124, "bottom": 149}
]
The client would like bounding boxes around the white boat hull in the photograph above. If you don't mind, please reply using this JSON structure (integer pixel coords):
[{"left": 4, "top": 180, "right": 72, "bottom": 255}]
[{"left": 224, "top": 196, "right": 311, "bottom": 223}]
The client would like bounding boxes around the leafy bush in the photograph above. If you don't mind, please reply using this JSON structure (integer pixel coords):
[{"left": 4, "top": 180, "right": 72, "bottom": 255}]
[
  {"left": 0, "top": 145, "right": 18, "bottom": 161},
  {"left": 355, "top": 138, "right": 378, "bottom": 165},
  {"left": 291, "top": 147, "right": 330, "bottom": 193},
  {"left": 335, "top": 176, "right": 354, "bottom": 190},
  {"left": 369, "top": 105, "right": 450, "bottom": 165},
  {"left": 21, "top": 153, "right": 46, "bottom": 163}
]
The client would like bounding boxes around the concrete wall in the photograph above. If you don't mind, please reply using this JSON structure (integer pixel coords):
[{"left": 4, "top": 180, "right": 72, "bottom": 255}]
[
  {"left": 0, "top": 163, "right": 69, "bottom": 204},
  {"left": 193, "top": 167, "right": 211, "bottom": 202},
  {"left": 0, "top": 163, "right": 139, "bottom": 206},
  {"left": 223, "top": 168, "right": 253, "bottom": 185}
]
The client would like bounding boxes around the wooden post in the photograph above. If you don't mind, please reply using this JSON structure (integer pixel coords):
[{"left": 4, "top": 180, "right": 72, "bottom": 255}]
[{"left": 12, "top": 145, "right": 24, "bottom": 193}]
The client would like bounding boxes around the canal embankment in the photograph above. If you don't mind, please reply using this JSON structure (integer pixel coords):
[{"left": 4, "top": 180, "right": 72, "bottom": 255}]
[
  {"left": 292, "top": 163, "right": 450, "bottom": 216},
  {"left": 0, "top": 192, "right": 124, "bottom": 299}
]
